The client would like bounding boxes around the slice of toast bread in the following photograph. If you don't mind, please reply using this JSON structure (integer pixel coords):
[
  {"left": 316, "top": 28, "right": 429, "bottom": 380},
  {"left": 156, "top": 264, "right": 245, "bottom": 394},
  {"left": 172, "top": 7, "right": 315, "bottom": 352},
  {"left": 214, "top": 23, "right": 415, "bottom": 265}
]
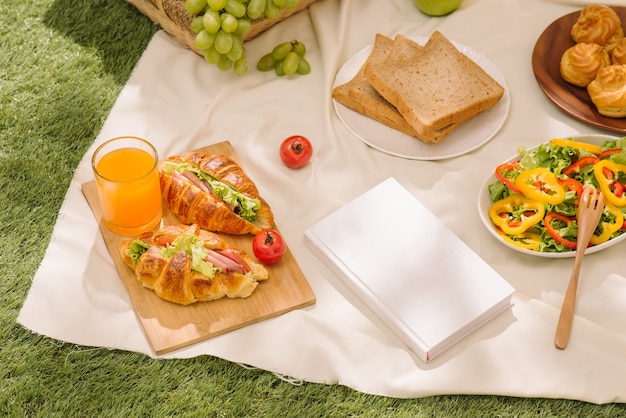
[
  {"left": 364, "top": 31, "right": 505, "bottom": 136},
  {"left": 384, "top": 34, "right": 423, "bottom": 62},
  {"left": 332, "top": 34, "right": 421, "bottom": 138},
  {"left": 348, "top": 35, "right": 423, "bottom": 113},
  {"left": 350, "top": 34, "right": 459, "bottom": 143}
]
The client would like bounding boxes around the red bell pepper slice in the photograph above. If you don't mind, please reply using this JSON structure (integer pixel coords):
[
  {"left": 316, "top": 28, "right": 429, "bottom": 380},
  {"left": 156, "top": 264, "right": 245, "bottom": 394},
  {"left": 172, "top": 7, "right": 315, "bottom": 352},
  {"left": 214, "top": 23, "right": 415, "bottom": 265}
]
[
  {"left": 562, "top": 156, "right": 600, "bottom": 176},
  {"left": 600, "top": 166, "right": 625, "bottom": 198},
  {"left": 557, "top": 177, "right": 583, "bottom": 200},
  {"left": 598, "top": 148, "right": 622, "bottom": 160},
  {"left": 614, "top": 182, "right": 625, "bottom": 198},
  {"left": 495, "top": 161, "right": 523, "bottom": 194},
  {"left": 544, "top": 212, "right": 578, "bottom": 250}
]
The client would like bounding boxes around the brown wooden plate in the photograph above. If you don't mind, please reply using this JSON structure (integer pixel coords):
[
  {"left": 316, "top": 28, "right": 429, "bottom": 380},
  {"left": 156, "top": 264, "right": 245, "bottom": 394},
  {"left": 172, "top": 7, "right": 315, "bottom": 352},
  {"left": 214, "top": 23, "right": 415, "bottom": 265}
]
[
  {"left": 82, "top": 141, "right": 316, "bottom": 355},
  {"left": 532, "top": 7, "right": 626, "bottom": 133}
]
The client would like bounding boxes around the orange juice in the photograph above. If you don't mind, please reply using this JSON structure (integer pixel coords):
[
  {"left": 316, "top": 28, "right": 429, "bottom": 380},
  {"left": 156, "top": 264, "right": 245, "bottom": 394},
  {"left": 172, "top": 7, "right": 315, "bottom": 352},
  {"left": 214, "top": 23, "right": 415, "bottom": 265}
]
[{"left": 92, "top": 137, "right": 162, "bottom": 236}]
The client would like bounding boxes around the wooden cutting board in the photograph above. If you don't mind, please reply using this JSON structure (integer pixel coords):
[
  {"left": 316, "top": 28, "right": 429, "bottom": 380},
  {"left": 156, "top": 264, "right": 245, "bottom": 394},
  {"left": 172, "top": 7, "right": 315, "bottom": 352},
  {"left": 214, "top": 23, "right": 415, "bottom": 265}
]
[{"left": 82, "top": 141, "right": 316, "bottom": 355}]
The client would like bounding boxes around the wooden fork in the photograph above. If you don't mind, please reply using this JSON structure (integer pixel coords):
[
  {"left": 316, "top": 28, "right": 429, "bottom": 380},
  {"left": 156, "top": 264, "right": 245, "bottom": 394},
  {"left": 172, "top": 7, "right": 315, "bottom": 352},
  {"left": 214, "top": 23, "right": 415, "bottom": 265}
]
[{"left": 555, "top": 187, "right": 605, "bottom": 350}]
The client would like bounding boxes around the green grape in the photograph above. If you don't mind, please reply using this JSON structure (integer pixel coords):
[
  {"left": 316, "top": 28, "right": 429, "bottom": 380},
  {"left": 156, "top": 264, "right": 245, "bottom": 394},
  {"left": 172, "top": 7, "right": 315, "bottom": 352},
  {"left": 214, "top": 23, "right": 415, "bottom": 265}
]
[
  {"left": 296, "top": 57, "right": 310, "bottom": 74},
  {"left": 284, "top": 0, "right": 298, "bottom": 8},
  {"left": 282, "top": 51, "right": 299, "bottom": 75},
  {"left": 234, "top": 18, "right": 251, "bottom": 35},
  {"left": 257, "top": 39, "right": 311, "bottom": 77},
  {"left": 272, "top": 0, "right": 286, "bottom": 6},
  {"left": 207, "top": 0, "right": 227, "bottom": 10},
  {"left": 292, "top": 40, "right": 306, "bottom": 57},
  {"left": 274, "top": 60, "right": 286, "bottom": 76},
  {"left": 204, "top": 46, "right": 221, "bottom": 64},
  {"left": 217, "top": 55, "right": 233, "bottom": 71},
  {"left": 220, "top": 13, "right": 238, "bottom": 33},
  {"left": 247, "top": 0, "right": 265, "bottom": 19},
  {"left": 257, "top": 53, "right": 276, "bottom": 71},
  {"left": 264, "top": 0, "right": 280, "bottom": 19},
  {"left": 203, "top": 10, "right": 222, "bottom": 33},
  {"left": 195, "top": 29, "right": 216, "bottom": 50},
  {"left": 234, "top": 57, "right": 248, "bottom": 76},
  {"left": 184, "top": 0, "right": 208, "bottom": 14},
  {"left": 214, "top": 30, "right": 234, "bottom": 54},
  {"left": 226, "top": 35, "right": 244, "bottom": 61},
  {"left": 272, "top": 41, "right": 292, "bottom": 61},
  {"left": 225, "top": 0, "right": 247, "bottom": 18},
  {"left": 190, "top": 15, "right": 205, "bottom": 33}
]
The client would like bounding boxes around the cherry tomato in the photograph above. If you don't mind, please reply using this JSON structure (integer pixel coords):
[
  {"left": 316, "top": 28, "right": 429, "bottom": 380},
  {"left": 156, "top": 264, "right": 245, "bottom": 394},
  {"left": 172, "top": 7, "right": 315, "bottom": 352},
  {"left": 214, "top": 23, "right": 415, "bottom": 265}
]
[
  {"left": 280, "top": 135, "right": 313, "bottom": 168},
  {"left": 252, "top": 230, "right": 286, "bottom": 264}
]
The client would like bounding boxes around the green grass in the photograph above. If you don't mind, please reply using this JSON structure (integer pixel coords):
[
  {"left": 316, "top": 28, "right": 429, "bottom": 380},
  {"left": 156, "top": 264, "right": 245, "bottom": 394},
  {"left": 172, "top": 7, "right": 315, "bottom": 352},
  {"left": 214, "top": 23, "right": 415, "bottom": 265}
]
[{"left": 1, "top": 0, "right": 625, "bottom": 416}]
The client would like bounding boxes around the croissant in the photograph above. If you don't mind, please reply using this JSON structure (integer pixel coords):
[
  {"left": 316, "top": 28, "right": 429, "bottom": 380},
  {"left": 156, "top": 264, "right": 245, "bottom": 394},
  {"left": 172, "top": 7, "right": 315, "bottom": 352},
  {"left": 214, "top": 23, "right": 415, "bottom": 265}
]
[
  {"left": 560, "top": 42, "right": 611, "bottom": 87},
  {"left": 571, "top": 5, "right": 624, "bottom": 52},
  {"left": 120, "top": 224, "right": 269, "bottom": 305},
  {"left": 611, "top": 38, "right": 626, "bottom": 65},
  {"left": 160, "top": 153, "right": 274, "bottom": 235},
  {"left": 587, "top": 65, "right": 626, "bottom": 118}
]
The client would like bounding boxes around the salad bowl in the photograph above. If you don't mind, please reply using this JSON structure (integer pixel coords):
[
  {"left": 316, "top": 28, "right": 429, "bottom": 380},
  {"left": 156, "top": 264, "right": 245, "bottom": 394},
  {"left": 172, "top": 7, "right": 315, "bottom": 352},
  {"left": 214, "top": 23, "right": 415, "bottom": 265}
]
[{"left": 478, "top": 134, "right": 626, "bottom": 258}]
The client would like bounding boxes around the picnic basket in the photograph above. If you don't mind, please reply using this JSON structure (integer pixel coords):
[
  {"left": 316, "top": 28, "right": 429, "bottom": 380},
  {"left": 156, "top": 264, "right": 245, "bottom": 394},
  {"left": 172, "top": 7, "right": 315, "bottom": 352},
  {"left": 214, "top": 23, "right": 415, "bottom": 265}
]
[{"left": 125, "top": 0, "right": 319, "bottom": 56}]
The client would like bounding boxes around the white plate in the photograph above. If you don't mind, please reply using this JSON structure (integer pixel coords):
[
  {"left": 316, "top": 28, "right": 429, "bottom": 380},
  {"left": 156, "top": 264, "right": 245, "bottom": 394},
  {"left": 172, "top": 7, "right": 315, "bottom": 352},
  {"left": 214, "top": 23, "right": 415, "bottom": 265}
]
[
  {"left": 332, "top": 36, "right": 510, "bottom": 161},
  {"left": 477, "top": 134, "right": 626, "bottom": 258}
]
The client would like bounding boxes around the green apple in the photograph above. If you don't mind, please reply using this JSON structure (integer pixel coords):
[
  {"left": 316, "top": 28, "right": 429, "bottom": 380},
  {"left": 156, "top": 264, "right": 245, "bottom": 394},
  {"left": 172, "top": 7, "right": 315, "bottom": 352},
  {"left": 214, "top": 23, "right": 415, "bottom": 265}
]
[{"left": 413, "top": 0, "right": 463, "bottom": 16}]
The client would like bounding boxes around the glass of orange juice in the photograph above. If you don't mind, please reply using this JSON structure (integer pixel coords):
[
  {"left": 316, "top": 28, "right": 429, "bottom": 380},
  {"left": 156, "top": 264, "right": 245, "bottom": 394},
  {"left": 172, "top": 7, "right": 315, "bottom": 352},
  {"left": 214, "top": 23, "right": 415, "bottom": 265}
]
[{"left": 91, "top": 136, "right": 162, "bottom": 236}]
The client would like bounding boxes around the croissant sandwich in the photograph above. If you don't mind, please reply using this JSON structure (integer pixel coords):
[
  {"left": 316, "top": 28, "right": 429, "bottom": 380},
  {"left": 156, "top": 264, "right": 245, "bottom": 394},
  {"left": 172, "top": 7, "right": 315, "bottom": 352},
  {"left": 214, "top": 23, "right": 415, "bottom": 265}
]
[
  {"left": 120, "top": 224, "right": 269, "bottom": 305},
  {"left": 160, "top": 153, "right": 274, "bottom": 235}
]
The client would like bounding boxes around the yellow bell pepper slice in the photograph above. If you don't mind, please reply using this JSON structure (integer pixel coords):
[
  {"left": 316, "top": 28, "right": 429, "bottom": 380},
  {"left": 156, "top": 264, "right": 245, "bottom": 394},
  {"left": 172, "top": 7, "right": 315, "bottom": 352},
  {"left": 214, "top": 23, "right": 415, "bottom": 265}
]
[
  {"left": 489, "top": 195, "right": 546, "bottom": 235},
  {"left": 497, "top": 229, "right": 541, "bottom": 250},
  {"left": 515, "top": 168, "right": 566, "bottom": 205},
  {"left": 550, "top": 138, "right": 602, "bottom": 155},
  {"left": 594, "top": 159, "right": 626, "bottom": 207},
  {"left": 590, "top": 201, "right": 624, "bottom": 245}
]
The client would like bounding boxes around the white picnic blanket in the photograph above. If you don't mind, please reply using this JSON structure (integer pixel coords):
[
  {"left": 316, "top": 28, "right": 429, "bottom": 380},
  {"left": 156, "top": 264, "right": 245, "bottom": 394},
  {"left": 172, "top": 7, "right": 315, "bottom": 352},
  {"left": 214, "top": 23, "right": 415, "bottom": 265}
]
[{"left": 18, "top": 0, "right": 626, "bottom": 403}]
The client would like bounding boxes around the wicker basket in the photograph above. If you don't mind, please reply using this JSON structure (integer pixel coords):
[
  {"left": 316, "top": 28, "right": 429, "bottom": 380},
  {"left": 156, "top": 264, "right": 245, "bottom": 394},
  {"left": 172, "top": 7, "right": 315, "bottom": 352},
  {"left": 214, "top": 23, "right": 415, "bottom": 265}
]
[{"left": 125, "top": 0, "right": 319, "bottom": 56}]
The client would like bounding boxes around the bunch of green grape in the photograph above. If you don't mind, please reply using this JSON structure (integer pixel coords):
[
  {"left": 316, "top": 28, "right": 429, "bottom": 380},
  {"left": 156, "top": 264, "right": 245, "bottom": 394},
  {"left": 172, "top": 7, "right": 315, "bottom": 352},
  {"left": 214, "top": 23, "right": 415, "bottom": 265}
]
[
  {"left": 185, "top": 0, "right": 300, "bottom": 76},
  {"left": 257, "top": 40, "right": 310, "bottom": 76}
]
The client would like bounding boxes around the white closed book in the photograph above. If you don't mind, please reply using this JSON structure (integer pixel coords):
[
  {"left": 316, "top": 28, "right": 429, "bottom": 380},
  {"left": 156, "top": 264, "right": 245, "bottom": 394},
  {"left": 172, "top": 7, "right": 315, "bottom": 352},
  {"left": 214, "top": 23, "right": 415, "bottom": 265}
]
[{"left": 304, "top": 178, "right": 514, "bottom": 362}]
